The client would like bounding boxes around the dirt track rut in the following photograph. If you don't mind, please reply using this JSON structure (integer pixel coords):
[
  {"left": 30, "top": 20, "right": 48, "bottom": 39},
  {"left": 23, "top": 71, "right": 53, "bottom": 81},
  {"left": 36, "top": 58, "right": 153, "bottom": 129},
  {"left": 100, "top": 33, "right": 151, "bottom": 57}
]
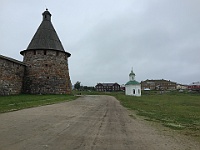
[{"left": 0, "top": 95, "right": 199, "bottom": 150}]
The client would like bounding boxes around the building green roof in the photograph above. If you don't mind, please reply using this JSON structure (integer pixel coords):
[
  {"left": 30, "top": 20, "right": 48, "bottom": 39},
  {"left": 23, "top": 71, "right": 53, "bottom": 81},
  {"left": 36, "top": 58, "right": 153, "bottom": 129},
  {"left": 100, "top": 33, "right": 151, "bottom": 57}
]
[{"left": 125, "top": 80, "right": 140, "bottom": 85}]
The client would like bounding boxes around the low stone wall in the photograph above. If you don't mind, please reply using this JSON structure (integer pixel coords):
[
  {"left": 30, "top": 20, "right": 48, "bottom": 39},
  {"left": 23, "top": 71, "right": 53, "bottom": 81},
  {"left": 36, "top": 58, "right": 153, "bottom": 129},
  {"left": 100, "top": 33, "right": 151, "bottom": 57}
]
[{"left": 0, "top": 56, "right": 25, "bottom": 95}]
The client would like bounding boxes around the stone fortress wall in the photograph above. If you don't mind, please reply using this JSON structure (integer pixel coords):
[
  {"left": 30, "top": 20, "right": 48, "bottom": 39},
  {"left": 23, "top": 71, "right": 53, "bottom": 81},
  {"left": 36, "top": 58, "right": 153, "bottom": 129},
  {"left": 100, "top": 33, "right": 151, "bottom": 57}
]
[{"left": 0, "top": 55, "right": 25, "bottom": 95}]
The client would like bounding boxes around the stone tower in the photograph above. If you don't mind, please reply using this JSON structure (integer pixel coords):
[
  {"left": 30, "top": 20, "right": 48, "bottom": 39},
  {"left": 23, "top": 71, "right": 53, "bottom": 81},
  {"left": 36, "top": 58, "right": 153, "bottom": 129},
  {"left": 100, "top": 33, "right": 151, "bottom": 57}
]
[{"left": 20, "top": 9, "right": 72, "bottom": 94}]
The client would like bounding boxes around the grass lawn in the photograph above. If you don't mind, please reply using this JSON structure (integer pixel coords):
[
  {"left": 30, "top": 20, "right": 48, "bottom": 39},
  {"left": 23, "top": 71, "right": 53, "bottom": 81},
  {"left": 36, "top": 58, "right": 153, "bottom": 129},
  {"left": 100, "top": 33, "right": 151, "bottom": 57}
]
[{"left": 0, "top": 94, "right": 77, "bottom": 113}]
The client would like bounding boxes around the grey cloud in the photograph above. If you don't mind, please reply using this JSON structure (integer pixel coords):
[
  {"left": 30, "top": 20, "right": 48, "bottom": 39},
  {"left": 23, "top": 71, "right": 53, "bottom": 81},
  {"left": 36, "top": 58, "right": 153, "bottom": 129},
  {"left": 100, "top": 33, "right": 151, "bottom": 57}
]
[{"left": 1, "top": 0, "right": 200, "bottom": 86}]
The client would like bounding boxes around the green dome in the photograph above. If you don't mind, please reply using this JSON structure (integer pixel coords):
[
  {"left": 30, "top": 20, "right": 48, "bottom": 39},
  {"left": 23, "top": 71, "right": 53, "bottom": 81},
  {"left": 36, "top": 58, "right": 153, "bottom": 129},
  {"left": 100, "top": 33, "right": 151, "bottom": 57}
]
[{"left": 125, "top": 80, "right": 140, "bottom": 85}]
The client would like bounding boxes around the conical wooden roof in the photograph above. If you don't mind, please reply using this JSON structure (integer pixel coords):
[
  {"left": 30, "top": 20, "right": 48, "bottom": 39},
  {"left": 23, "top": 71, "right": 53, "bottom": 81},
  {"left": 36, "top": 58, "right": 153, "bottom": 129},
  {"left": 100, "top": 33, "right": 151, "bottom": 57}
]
[{"left": 20, "top": 9, "right": 70, "bottom": 57}]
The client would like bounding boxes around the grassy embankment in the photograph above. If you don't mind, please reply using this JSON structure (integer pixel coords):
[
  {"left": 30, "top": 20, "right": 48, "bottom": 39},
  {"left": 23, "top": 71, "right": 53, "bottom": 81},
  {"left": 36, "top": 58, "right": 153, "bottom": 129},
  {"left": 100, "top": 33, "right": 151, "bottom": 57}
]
[{"left": 0, "top": 94, "right": 77, "bottom": 113}]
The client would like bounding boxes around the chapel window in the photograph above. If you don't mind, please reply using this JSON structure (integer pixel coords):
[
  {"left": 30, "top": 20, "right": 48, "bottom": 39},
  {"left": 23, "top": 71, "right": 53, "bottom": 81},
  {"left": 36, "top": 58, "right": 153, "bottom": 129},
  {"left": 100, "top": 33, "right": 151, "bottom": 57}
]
[{"left": 133, "top": 89, "right": 135, "bottom": 94}]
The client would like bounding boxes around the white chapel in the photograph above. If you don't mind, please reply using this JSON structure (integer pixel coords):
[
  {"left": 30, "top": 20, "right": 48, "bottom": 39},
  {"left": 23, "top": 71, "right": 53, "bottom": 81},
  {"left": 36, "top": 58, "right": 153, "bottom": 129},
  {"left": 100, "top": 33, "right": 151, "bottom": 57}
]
[{"left": 125, "top": 69, "right": 141, "bottom": 96}]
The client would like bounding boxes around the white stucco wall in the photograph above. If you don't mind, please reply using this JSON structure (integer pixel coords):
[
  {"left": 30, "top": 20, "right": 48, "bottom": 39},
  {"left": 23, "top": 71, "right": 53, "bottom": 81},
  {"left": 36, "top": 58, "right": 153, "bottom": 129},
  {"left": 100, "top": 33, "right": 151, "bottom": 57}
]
[{"left": 125, "top": 84, "right": 141, "bottom": 96}]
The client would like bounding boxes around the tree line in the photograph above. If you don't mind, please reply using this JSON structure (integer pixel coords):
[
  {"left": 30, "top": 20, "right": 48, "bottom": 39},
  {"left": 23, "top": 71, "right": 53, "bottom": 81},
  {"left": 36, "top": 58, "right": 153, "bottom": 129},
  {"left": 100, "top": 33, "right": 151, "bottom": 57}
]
[{"left": 74, "top": 81, "right": 95, "bottom": 91}]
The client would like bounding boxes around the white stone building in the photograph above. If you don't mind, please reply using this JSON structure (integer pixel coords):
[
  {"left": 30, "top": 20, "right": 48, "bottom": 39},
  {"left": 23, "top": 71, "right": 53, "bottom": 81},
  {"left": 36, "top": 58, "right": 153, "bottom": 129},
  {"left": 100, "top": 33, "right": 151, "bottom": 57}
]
[{"left": 125, "top": 70, "right": 141, "bottom": 96}]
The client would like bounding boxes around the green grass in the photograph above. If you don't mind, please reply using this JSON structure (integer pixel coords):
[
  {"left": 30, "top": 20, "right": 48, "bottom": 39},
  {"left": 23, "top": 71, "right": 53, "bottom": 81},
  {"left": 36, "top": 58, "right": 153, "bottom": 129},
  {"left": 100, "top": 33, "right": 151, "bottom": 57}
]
[{"left": 0, "top": 94, "right": 77, "bottom": 113}]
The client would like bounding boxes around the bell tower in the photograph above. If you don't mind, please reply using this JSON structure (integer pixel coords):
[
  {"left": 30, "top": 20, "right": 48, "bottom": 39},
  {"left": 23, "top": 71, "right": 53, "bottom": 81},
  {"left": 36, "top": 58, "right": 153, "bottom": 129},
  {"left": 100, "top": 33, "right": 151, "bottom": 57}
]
[{"left": 129, "top": 69, "right": 135, "bottom": 81}]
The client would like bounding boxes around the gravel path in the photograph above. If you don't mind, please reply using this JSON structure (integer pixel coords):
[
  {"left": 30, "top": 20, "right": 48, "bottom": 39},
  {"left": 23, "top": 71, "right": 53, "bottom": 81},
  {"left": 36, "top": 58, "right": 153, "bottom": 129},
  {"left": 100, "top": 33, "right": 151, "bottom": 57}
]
[{"left": 0, "top": 95, "right": 199, "bottom": 150}]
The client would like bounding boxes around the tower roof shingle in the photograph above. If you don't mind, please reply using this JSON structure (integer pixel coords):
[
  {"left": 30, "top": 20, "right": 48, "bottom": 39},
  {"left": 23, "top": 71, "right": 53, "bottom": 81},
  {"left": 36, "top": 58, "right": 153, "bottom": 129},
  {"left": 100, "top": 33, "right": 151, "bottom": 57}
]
[{"left": 20, "top": 9, "right": 71, "bottom": 57}]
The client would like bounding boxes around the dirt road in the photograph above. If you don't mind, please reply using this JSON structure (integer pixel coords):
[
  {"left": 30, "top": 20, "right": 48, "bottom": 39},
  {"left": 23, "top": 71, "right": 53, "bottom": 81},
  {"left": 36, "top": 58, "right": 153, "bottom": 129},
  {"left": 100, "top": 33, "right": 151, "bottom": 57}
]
[{"left": 0, "top": 95, "right": 199, "bottom": 150}]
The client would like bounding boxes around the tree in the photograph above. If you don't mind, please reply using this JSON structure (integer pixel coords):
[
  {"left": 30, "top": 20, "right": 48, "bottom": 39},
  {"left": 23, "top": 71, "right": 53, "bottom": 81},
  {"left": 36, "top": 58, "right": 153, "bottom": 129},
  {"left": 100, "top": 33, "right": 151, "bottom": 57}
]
[{"left": 74, "top": 81, "right": 81, "bottom": 90}]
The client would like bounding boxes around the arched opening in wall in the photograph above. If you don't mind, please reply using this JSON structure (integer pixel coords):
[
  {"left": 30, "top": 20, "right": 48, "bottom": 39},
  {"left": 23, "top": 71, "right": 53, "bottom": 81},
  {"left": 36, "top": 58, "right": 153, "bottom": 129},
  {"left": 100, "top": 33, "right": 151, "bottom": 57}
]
[
  {"left": 133, "top": 89, "right": 135, "bottom": 94},
  {"left": 44, "top": 50, "right": 47, "bottom": 55}
]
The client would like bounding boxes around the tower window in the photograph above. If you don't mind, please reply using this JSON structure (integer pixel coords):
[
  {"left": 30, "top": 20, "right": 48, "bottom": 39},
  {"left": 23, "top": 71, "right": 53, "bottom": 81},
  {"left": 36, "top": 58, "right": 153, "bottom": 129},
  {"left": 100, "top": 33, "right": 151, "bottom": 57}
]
[
  {"left": 44, "top": 50, "right": 47, "bottom": 55},
  {"left": 45, "top": 64, "right": 48, "bottom": 67},
  {"left": 34, "top": 50, "right": 36, "bottom": 55}
]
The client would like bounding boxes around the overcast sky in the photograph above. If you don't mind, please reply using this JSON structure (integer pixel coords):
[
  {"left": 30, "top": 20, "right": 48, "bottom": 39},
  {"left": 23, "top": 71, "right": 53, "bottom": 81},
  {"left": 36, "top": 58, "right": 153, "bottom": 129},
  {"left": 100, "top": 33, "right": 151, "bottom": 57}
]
[{"left": 1, "top": 0, "right": 200, "bottom": 86}]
